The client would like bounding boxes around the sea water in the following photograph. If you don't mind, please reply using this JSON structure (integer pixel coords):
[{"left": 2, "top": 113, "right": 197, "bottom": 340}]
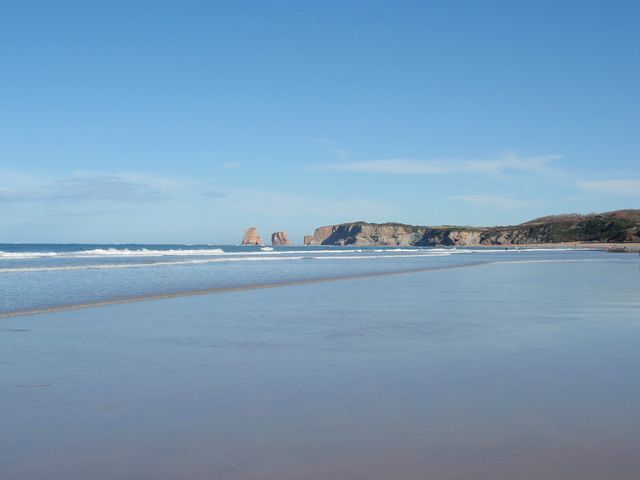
[{"left": 0, "top": 243, "right": 616, "bottom": 314}]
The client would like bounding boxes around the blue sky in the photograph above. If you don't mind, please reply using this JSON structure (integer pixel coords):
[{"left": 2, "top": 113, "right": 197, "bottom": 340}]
[{"left": 1, "top": 0, "right": 639, "bottom": 243}]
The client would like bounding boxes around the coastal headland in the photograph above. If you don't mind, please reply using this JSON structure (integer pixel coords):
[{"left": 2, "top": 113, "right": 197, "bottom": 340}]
[{"left": 303, "top": 209, "right": 640, "bottom": 248}]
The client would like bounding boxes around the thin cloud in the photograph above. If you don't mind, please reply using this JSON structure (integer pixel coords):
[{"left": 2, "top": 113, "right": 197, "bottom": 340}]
[
  {"left": 315, "top": 153, "right": 561, "bottom": 176},
  {"left": 222, "top": 162, "right": 242, "bottom": 170},
  {"left": 1, "top": 170, "right": 393, "bottom": 219},
  {"left": 45, "top": 174, "right": 166, "bottom": 202},
  {"left": 0, "top": 171, "right": 185, "bottom": 204},
  {"left": 449, "top": 194, "right": 538, "bottom": 209},
  {"left": 310, "top": 138, "right": 353, "bottom": 159},
  {"left": 0, "top": 187, "right": 21, "bottom": 200},
  {"left": 318, "top": 159, "right": 453, "bottom": 174},
  {"left": 207, "top": 187, "right": 394, "bottom": 217},
  {"left": 202, "top": 188, "right": 230, "bottom": 198},
  {"left": 576, "top": 179, "right": 640, "bottom": 196}
]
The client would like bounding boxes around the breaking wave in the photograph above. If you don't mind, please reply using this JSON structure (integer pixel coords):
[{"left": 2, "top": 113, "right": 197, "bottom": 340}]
[
  {"left": 0, "top": 247, "right": 449, "bottom": 260},
  {"left": 0, "top": 251, "right": 460, "bottom": 273},
  {"left": 0, "top": 248, "right": 227, "bottom": 259}
]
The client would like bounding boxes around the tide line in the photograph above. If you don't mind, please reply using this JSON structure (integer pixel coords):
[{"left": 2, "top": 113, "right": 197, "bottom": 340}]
[{"left": 0, "top": 261, "right": 493, "bottom": 319}]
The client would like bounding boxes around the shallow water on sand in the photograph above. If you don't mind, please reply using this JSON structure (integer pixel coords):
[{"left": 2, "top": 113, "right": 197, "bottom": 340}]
[
  {"left": 0, "top": 243, "right": 611, "bottom": 314},
  {"left": 1, "top": 256, "right": 640, "bottom": 479}
]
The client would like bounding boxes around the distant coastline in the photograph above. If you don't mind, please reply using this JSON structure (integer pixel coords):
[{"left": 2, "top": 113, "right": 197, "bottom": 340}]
[{"left": 302, "top": 209, "right": 640, "bottom": 248}]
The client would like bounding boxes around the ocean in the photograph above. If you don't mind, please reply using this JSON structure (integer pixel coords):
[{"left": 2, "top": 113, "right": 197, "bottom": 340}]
[
  {"left": 0, "top": 243, "right": 614, "bottom": 315},
  {"left": 2, "top": 245, "right": 640, "bottom": 479}
]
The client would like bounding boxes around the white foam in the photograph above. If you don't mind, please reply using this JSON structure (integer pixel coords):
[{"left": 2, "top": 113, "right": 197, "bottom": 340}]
[
  {"left": 373, "top": 248, "right": 423, "bottom": 252},
  {"left": 0, "top": 244, "right": 476, "bottom": 268},
  {"left": 1, "top": 247, "right": 454, "bottom": 260},
  {"left": 312, "top": 253, "right": 452, "bottom": 260},
  {"left": 497, "top": 259, "right": 596, "bottom": 265},
  {"left": 506, "top": 247, "right": 591, "bottom": 252},
  {"left": 0, "top": 251, "right": 59, "bottom": 258},
  {"left": 0, "top": 250, "right": 461, "bottom": 273},
  {"left": 0, "top": 248, "right": 229, "bottom": 259},
  {"left": 71, "top": 248, "right": 227, "bottom": 257},
  {"left": 470, "top": 247, "right": 590, "bottom": 253}
]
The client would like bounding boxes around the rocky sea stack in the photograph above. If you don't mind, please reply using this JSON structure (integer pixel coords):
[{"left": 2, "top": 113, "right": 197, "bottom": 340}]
[
  {"left": 271, "top": 231, "right": 292, "bottom": 246},
  {"left": 241, "top": 227, "right": 263, "bottom": 245}
]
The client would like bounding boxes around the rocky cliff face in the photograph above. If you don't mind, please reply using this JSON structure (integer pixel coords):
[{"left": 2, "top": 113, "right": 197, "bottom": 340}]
[
  {"left": 303, "top": 222, "right": 427, "bottom": 246},
  {"left": 303, "top": 235, "right": 317, "bottom": 245},
  {"left": 304, "top": 226, "right": 335, "bottom": 245},
  {"left": 416, "top": 229, "right": 483, "bottom": 246},
  {"left": 241, "top": 227, "right": 263, "bottom": 245},
  {"left": 303, "top": 210, "right": 640, "bottom": 246},
  {"left": 271, "top": 231, "right": 292, "bottom": 246}
]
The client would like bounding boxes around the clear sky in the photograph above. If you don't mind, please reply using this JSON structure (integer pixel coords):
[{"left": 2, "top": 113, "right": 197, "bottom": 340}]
[{"left": 1, "top": 0, "right": 639, "bottom": 243}]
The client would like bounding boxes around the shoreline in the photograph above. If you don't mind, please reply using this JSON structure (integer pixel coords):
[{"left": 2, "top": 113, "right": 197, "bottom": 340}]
[
  {"left": 484, "top": 242, "right": 640, "bottom": 252},
  {"left": 302, "top": 242, "right": 640, "bottom": 251},
  {"left": 2, "top": 247, "right": 636, "bottom": 320},
  {"left": 0, "top": 261, "right": 493, "bottom": 319}
]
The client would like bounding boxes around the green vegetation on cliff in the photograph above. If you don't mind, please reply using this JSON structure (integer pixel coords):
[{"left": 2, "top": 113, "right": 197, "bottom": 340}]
[{"left": 304, "top": 210, "right": 640, "bottom": 246}]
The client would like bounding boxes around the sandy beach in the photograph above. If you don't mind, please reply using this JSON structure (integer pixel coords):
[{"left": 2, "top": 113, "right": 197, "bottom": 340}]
[{"left": 3, "top": 256, "right": 640, "bottom": 480}]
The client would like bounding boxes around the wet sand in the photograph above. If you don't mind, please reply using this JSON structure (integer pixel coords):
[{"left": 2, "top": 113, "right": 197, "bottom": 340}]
[
  {"left": 491, "top": 242, "right": 640, "bottom": 251},
  {"left": 2, "top": 259, "right": 640, "bottom": 479},
  {"left": 0, "top": 261, "right": 492, "bottom": 319}
]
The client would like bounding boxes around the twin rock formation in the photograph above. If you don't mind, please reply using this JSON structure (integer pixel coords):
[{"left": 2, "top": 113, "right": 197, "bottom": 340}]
[{"left": 241, "top": 227, "right": 291, "bottom": 246}]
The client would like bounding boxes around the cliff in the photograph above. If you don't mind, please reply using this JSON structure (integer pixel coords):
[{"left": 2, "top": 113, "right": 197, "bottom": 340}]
[
  {"left": 303, "top": 210, "right": 640, "bottom": 246},
  {"left": 304, "top": 222, "right": 428, "bottom": 246}
]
